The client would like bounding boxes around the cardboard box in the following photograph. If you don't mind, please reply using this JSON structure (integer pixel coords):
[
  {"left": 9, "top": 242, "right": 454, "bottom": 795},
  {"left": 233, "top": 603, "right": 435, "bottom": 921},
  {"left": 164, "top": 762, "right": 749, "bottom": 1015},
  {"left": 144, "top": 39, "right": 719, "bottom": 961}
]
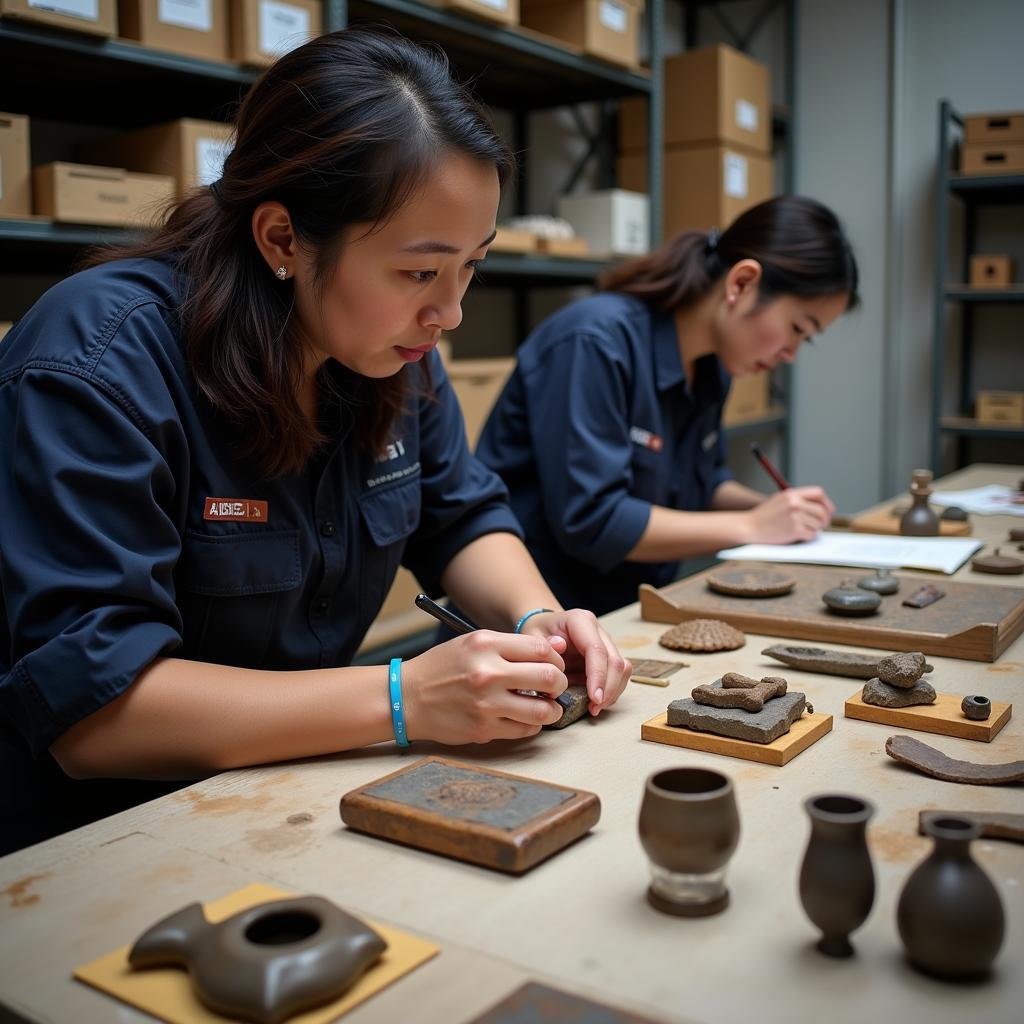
[
  {"left": 722, "top": 370, "right": 771, "bottom": 426},
  {"left": 0, "top": 111, "right": 31, "bottom": 218},
  {"left": 620, "top": 45, "right": 771, "bottom": 155},
  {"left": 491, "top": 227, "right": 538, "bottom": 253},
  {"left": 976, "top": 391, "right": 1024, "bottom": 426},
  {"left": 447, "top": 357, "right": 516, "bottom": 447},
  {"left": 536, "top": 235, "right": 589, "bottom": 256},
  {"left": 0, "top": 0, "right": 116, "bottom": 36},
  {"left": 0, "top": 322, "right": 12, "bottom": 343},
  {"left": 421, "top": 0, "right": 518, "bottom": 28},
  {"left": 33, "top": 162, "right": 174, "bottom": 226},
  {"left": 80, "top": 118, "right": 233, "bottom": 197},
  {"left": 521, "top": 0, "right": 642, "bottom": 69},
  {"left": 960, "top": 142, "right": 1024, "bottom": 176},
  {"left": 969, "top": 254, "right": 1014, "bottom": 287},
  {"left": 229, "top": 0, "right": 320, "bottom": 66},
  {"left": 557, "top": 188, "right": 648, "bottom": 256},
  {"left": 964, "top": 112, "right": 1024, "bottom": 146},
  {"left": 619, "top": 143, "right": 773, "bottom": 235},
  {"left": 118, "top": 0, "right": 229, "bottom": 61}
]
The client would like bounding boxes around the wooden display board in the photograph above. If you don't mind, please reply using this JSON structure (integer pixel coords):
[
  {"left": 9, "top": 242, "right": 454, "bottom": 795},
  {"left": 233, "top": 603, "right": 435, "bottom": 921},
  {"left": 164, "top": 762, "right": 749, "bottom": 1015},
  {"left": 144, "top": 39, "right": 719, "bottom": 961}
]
[
  {"left": 849, "top": 506, "right": 972, "bottom": 536},
  {"left": 640, "top": 710, "right": 833, "bottom": 767},
  {"left": 844, "top": 690, "right": 1012, "bottom": 743},
  {"left": 639, "top": 561, "right": 1024, "bottom": 662}
]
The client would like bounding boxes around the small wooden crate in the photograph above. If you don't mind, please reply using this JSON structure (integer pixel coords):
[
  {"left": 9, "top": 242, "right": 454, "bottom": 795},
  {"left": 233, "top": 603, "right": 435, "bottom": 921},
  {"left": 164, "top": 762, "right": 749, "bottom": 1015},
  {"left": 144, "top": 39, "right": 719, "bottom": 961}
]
[
  {"left": 976, "top": 390, "right": 1024, "bottom": 425},
  {"left": 969, "top": 254, "right": 1014, "bottom": 287}
]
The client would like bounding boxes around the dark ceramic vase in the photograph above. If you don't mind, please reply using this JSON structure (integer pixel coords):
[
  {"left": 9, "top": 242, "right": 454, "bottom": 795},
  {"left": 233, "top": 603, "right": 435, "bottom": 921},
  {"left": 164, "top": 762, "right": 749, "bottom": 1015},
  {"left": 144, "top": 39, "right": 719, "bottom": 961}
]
[
  {"left": 638, "top": 767, "right": 740, "bottom": 917},
  {"left": 899, "top": 470, "right": 940, "bottom": 536},
  {"left": 897, "top": 815, "right": 1005, "bottom": 980},
  {"left": 799, "top": 794, "right": 875, "bottom": 957}
]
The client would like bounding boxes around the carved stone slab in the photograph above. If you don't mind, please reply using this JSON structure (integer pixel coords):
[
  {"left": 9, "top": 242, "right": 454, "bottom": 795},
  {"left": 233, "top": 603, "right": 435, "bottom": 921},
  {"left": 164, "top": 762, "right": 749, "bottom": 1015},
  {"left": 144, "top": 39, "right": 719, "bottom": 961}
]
[
  {"left": 761, "top": 643, "right": 935, "bottom": 679},
  {"left": 667, "top": 689, "right": 806, "bottom": 744}
]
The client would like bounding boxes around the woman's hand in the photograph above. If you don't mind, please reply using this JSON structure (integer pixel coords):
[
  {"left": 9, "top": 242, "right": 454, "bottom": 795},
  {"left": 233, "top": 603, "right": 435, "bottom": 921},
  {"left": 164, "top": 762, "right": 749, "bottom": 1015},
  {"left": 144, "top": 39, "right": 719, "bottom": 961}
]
[
  {"left": 743, "top": 486, "right": 834, "bottom": 544},
  {"left": 402, "top": 631, "right": 568, "bottom": 744},
  {"left": 518, "top": 609, "right": 632, "bottom": 716}
]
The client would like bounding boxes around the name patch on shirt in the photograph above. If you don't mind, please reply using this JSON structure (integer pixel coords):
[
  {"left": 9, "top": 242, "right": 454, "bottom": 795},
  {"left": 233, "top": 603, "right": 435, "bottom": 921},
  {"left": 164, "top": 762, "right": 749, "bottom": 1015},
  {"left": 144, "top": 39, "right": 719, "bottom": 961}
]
[
  {"left": 203, "top": 498, "right": 269, "bottom": 522},
  {"left": 629, "top": 426, "right": 663, "bottom": 452}
]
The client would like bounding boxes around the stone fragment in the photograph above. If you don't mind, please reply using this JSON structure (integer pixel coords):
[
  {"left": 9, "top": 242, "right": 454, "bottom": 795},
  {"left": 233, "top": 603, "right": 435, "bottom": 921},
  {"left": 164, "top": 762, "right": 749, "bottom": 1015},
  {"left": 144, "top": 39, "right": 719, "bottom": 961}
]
[
  {"left": 691, "top": 673, "right": 787, "bottom": 712},
  {"left": 822, "top": 585, "right": 881, "bottom": 616},
  {"left": 876, "top": 652, "right": 927, "bottom": 688},
  {"left": 545, "top": 685, "right": 589, "bottom": 730},
  {"left": 940, "top": 505, "right": 968, "bottom": 522},
  {"left": 856, "top": 569, "right": 899, "bottom": 595},
  {"left": 667, "top": 688, "right": 807, "bottom": 744},
  {"left": 885, "top": 735, "right": 1024, "bottom": 786},
  {"left": 903, "top": 584, "right": 945, "bottom": 608},
  {"left": 659, "top": 618, "right": 745, "bottom": 652},
  {"left": 961, "top": 695, "right": 992, "bottom": 721},
  {"left": 862, "top": 677, "right": 936, "bottom": 708},
  {"left": 761, "top": 644, "right": 934, "bottom": 680},
  {"left": 706, "top": 568, "right": 796, "bottom": 598}
]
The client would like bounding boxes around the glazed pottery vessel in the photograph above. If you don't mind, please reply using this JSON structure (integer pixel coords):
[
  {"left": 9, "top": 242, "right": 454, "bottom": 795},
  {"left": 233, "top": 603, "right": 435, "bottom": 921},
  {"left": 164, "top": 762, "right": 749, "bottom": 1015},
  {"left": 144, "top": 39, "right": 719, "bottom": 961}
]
[
  {"left": 799, "top": 794, "right": 875, "bottom": 957},
  {"left": 638, "top": 767, "right": 740, "bottom": 917},
  {"left": 897, "top": 815, "right": 1005, "bottom": 980}
]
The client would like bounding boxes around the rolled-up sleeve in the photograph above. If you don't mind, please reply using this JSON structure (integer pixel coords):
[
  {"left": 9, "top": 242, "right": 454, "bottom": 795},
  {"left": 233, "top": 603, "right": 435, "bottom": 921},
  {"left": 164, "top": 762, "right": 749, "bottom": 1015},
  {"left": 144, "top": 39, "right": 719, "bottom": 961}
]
[
  {"left": 402, "top": 355, "right": 523, "bottom": 594},
  {"left": 0, "top": 369, "right": 183, "bottom": 755},
  {"left": 522, "top": 333, "right": 651, "bottom": 572}
]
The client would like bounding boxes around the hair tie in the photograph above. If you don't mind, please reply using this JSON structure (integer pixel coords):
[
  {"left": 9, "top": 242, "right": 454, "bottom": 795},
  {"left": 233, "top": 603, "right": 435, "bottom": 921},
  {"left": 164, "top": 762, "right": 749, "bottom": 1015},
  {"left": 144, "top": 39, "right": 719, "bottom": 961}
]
[
  {"left": 208, "top": 179, "right": 226, "bottom": 206},
  {"left": 704, "top": 228, "right": 721, "bottom": 256}
]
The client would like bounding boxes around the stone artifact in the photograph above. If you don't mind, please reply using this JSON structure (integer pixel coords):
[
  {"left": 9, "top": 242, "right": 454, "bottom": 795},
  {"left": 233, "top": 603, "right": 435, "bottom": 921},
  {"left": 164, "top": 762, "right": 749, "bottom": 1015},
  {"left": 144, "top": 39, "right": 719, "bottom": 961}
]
[
  {"left": 691, "top": 672, "right": 787, "bottom": 711},
  {"left": 919, "top": 810, "right": 1024, "bottom": 845},
  {"left": 761, "top": 644, "right": 934, "bottom": 680},
  {"left": 961, "top": 694, "right": 992, "bottom": 721},
  {"left": 668, "top": 685, "right": 806, "bottom": 744},
  {"left": 940, "top": 505, "right": 968, "bottom": 522},
  {"left": 1009, "top": 527, "right": 1024, "bottom": 543},
  {"left": 629, "top": 659, "right": 688, "bottom": 686},
  {"left": 638, "top": 767, "right": 740, "bottom": 917},
  {"left": 862, "top": 677, "right": 936, "bottom": 708},
  {"left": 902, "top": 583, "right": 945, "bottom": 608},
  {"left": 129, "top": 896, "right": 387, "bottom": 1024},
  {"left": 856, "top": 569, "right": 899, "bottom": 595},
  {"left": 876, "top": 651, "right": 928, "bottom": 687},
  {"left": 706, "top": 568, "right": 796, "bottom": 598},
  {"left": 799, "top": 794, "right": 875, "bottom": 958},
  {"left": 658, "top": 618, "right": 745, "bottom": 652},
  {"left": 971, "top": 548, "right": 1024, "bottom": 575},
  {"left": 899, "top": 469, "right": 940, "bottom": 536},
  {"left": 897, "top": 815, "right": 1005, "bottom": 980},
  {"left": 546, "top": 685, "right": 589, "bottom": 729},
  {"left": 885, "top": 734, "right": 1024, "bottom": 785},
  {"left": 822, "top": 582, "right": 881, "bottom": 616}
]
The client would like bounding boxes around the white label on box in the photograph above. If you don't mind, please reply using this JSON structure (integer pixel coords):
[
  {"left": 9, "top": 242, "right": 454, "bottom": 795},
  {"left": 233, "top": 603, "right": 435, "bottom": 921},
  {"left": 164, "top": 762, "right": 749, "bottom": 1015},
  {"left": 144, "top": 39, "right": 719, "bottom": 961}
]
[
  {"left": 28, "top": 0, "right": 99, "bottom": 20},
  {"left": 195, "top": 137, "right": 232, "bottom": 187},
  {"left": 735, "top": 98, "right": 759, "bottom": 133},
  {"left": 475, "top": 0, "right": 508, "bottom": 10},
  {"left": 598, "top": 0, "right": 628, "bottom": 33},
  {"left": 158, "top": 0, "right": 213, "bottom": 32},
  {"left": 258, "top": 0, "right": 311, "bottom": 56},
  {"left": 724, "top": 153, "right": 748, "bottom": 199}
]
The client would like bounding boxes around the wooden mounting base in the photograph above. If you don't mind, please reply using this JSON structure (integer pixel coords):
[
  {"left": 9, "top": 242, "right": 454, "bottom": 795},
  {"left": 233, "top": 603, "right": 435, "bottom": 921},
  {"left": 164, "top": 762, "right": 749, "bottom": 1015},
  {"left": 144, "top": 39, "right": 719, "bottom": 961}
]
[
  {"left": 844, "top": 690, "right": 1011, "bottom": 742},
  {"left": 640, "top": 710, "right": 833, "bottom": 766}
]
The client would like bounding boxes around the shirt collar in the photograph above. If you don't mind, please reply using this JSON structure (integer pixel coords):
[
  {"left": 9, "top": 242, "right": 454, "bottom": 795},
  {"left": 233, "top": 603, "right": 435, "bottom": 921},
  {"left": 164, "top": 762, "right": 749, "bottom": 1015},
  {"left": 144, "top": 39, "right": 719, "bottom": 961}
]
[{"left": 651, "top": 308, "right": 730, "bottom": 403}]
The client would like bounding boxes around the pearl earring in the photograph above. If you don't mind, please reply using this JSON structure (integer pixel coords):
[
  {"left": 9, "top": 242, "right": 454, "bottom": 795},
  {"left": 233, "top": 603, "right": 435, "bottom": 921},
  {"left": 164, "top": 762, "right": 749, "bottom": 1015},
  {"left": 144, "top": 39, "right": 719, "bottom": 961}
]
[{"left": 276, "top": 266, "right": 288, "bottom": 280}]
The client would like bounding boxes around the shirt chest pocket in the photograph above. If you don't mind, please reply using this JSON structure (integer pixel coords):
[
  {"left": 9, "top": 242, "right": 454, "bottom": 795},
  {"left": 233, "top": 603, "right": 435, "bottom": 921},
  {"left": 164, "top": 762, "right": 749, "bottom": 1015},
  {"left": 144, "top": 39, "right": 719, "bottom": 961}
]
[
  {"left": 357, "top": 478, "right": 421, "bottom": 623},
  {"left": 176, "top": 529, "right": 302, "bottom": 668}
]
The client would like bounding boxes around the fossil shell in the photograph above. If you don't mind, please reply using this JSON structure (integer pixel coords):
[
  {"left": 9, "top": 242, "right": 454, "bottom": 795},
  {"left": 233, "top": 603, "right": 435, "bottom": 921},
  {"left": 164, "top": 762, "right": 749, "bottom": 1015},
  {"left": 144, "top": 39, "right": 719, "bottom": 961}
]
[{"left": 659, "top": 618, "right": 746, "bottom": 652}]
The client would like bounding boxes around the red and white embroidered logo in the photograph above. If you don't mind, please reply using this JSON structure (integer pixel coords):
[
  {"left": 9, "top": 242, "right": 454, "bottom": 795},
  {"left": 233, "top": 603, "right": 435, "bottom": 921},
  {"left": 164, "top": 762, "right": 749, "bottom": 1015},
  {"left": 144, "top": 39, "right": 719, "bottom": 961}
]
[
  {"left": 629, "top": 426, "right": 663, "bottom": 452},
  {"left": 203, "top": 498, "right": 269, "bottom": 523}
]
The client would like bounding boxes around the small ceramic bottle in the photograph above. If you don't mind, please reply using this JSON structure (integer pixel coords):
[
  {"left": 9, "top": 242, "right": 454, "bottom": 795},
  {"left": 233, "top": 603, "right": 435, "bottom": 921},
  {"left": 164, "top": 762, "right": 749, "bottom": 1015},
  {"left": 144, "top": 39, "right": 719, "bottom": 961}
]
[
  {"left": 897, "top": 815, "right": 1005, "bottom": 980},
  {"left": 799, "top": 794, "right": 875, "bottom": 957},
  {"left": 899, "top": 469, "right": 940, "bottom": 536}
]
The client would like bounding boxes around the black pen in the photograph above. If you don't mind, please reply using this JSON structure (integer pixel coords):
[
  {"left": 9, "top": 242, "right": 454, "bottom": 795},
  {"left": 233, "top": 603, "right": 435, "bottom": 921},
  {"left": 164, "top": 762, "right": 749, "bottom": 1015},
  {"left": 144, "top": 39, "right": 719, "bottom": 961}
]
[{"left": 414, "top": 593, "right": 573, "bottom": 710}]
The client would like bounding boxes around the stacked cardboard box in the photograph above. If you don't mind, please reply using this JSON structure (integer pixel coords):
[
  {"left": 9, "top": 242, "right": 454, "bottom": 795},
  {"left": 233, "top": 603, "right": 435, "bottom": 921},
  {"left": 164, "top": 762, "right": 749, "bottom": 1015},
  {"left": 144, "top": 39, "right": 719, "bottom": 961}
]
[
  {"left": 420, "top": 0, "right": 519, "bottom": 27},
  {"left": 521, "top": 0, "right": 644, "bottom": 69},
  {"left": 0, "top": 112, "right": 31, "bottom": 218},
  {"left": 0, "top": 0, "right": 116, "bottom": 37},
  {"left": 961, "top": 112, "right": 1024, "bottom": 176},
  {"left": 229, "top": 0, "right": 321, "bottom": 66}
]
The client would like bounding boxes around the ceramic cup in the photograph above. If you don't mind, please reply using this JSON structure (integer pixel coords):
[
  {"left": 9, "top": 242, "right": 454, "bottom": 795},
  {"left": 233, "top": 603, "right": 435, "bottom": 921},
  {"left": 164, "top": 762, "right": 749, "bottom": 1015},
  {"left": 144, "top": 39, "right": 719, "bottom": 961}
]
[{"left": 638, "top": 767, "right": 740, "bottom": 917}]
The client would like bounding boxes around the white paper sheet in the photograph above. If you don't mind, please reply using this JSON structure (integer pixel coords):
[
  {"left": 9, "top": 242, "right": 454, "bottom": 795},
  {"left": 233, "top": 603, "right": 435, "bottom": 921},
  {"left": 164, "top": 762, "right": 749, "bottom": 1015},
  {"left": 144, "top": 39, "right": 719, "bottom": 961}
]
[
  {"left": 717, "top": 531, "right": 984, "bottom": 575},
  {"left": 931, "top": 485, "right": 1024, "bottom": 517}
]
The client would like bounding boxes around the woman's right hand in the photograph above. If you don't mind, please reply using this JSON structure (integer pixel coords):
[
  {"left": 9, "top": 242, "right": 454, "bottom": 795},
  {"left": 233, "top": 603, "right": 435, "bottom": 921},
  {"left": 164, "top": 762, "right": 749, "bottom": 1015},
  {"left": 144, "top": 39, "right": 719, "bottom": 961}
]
[
  {"left": 401, "top": 631, "right": 568, "bottom": 744},
  {"left": 742, "top": 486, "right": 834, "bottom": 544}
]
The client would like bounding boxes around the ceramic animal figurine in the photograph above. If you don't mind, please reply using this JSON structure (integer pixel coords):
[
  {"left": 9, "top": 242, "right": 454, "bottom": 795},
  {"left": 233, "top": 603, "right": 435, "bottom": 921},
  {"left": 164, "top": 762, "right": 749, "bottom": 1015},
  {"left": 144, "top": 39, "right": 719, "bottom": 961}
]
[
  {"left": 129, "top": 896, "right": 387, "bottom": 1024},
  {"left": 799, "top": 794, "right": 875, "bottom": 957},
  {"left": 897, "top": 815, "right": 1005, "bottom": 980}
]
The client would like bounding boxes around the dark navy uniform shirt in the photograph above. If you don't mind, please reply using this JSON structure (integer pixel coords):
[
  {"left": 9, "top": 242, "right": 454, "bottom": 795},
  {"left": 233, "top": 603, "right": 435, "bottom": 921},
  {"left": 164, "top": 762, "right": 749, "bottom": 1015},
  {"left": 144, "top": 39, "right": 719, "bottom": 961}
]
[
  {"left": 476, "top": 292, "right": 733, "bottom": 617},
  {"left": 0, "top": 257, "right": 521, "bottom": 852}
]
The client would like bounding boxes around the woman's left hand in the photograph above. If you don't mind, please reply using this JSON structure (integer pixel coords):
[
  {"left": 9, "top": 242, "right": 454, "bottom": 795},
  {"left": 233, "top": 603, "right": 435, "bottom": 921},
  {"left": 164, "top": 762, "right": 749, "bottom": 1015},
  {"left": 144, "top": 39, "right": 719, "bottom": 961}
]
[{"left": 519, "top": 609, "right": 632, "bottom": 715}]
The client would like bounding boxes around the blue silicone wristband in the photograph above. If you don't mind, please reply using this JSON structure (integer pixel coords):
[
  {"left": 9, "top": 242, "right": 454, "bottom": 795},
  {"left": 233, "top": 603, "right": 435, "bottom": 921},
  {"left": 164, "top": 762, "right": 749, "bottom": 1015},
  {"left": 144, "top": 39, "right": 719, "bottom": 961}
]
[
  {"left": 514, "top": 608, "right": 555, "bottom": 634},
  {"left": 388, "top": 658, "right": 409, "bottom": 747}
]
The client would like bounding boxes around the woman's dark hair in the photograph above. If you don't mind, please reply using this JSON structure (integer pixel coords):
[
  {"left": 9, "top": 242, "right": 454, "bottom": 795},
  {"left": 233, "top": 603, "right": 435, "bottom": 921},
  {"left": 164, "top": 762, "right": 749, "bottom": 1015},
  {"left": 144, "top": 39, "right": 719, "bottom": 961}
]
[
  {"left": 85, "top": 29, "right": 514, "bottom": 476},
  {"left": 599, "top": 195, "right": 859, "bottom": 314}
]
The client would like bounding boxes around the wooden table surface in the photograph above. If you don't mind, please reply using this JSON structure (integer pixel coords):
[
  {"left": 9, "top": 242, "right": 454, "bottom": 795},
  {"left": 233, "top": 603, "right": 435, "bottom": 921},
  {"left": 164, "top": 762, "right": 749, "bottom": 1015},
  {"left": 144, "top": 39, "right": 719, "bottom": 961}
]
[{"left": 2, "top": 465, "right": 1022, "bottom": 1024}]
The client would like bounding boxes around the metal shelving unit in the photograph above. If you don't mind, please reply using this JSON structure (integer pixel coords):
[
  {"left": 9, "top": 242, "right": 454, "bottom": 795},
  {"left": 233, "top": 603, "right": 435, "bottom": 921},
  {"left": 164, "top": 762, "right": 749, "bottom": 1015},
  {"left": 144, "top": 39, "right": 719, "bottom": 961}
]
[{"left": 931, "top": 100, "right": 1024, "bottom": 472}]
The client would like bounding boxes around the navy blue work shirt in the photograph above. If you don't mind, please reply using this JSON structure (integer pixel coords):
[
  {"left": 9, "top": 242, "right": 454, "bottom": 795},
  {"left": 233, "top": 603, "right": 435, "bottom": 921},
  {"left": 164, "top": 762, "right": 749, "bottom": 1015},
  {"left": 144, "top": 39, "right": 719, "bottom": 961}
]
[
  {"left": 0, "top": 257, "right": 521, "bottom": 852},
  {"left": 476, "top": 292, "right": 733, "bottom": 617}
]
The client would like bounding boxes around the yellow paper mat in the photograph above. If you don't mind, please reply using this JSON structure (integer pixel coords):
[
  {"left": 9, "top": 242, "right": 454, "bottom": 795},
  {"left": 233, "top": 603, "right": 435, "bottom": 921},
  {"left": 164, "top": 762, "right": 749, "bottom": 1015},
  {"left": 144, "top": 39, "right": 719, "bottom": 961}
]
[{"left": 74, "top": 883, "right": 440, "bottom": 1023}]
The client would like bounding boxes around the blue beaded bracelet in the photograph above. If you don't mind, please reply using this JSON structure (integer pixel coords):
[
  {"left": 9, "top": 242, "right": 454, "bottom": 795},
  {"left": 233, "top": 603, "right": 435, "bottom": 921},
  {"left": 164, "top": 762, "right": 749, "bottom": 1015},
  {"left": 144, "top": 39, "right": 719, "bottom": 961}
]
[
  {"left": 514, "top": 608, "right": 555, "bottom": 634},
  {"left": 388, "top": 657, "right": 410, "bottom": 747}
]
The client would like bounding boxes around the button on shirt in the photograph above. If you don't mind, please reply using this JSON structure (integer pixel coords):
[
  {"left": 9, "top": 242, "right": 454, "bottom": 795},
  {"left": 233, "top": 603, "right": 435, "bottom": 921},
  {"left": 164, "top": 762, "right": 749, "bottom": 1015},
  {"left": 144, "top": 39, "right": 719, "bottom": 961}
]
[
  {"left": 0, "top": 257, "right": 521, "bottom": 851},
  {"left": 476, "top": 292, "right": 733, "bottom": 617}
]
